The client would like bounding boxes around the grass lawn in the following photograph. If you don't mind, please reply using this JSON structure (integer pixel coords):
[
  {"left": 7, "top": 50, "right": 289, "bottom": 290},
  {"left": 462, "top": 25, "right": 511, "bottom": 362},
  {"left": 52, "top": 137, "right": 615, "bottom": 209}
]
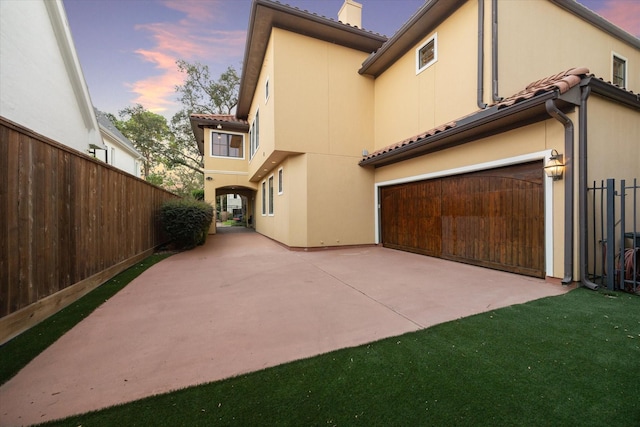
[{"left": 19, "top": 286, "right": 637, "bottom": 426}]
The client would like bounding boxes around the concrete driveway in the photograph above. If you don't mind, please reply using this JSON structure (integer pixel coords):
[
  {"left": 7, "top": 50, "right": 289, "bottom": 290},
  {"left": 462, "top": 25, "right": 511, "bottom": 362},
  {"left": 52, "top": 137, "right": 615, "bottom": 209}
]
[{"left": 0, "top": 229, "right": 569, "bottom": 425}]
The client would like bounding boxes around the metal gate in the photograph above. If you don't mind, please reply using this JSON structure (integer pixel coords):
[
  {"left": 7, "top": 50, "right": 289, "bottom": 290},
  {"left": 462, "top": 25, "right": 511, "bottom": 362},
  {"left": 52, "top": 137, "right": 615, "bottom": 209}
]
[{"left": 586, "top": 179, "right": 639, "bottom": 292}]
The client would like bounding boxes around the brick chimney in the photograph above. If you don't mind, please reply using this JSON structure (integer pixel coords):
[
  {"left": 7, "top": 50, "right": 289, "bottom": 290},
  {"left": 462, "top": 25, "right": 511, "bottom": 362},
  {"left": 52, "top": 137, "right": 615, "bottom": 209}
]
[{"left": 338, "top": 0, "right": 362, "bottom": 28}]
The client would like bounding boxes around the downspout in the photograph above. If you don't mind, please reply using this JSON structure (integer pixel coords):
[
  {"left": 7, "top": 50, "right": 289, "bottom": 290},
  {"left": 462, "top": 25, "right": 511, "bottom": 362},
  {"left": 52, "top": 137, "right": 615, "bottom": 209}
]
[
  {"left": 491, "top": 0, "right": 502, "bottom": 102},
  {"left": 578, "top": 85, "right": 599, "bottom": 290},
  {"left": 477, "top": 0, "right": 487, "bottom": 109},
  {"left": 545, "top": 99, "right": 574, "bottom": 285}
]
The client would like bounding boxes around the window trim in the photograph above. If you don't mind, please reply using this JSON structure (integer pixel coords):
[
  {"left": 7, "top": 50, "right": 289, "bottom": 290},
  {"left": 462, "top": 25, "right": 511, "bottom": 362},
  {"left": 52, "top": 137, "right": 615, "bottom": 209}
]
[
  {"left": 250, "top": 109, "right": 260, "bottom": 160},
  {"left": 416, "top": 33, "right": 437, "bottom": 75},
  {"left": 268, "top": 175, "right": 274, "bottom": 216},
  {"left": 209, "top": 130, "right": 245, "bottom": 159},
  {"left": 261, "top": 180, "right": 267, "bottom": 216},
  {"left": 612, "top": 52, "right": 627, "bottom": 88},
  {"left": 278, "top": 167, "right": 283, "bottom": 195}
]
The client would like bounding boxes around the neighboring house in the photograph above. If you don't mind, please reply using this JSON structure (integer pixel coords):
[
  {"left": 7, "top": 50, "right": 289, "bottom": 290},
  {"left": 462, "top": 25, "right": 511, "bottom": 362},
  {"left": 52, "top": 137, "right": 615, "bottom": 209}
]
[
  {"left": 190, "top": 0, "right": 640, "bottom": 283},
  {"left": 93, "top": 108, "right": 144, "bottom": 177},
  {"left": 0, "top": 0, "right": 105, "bottom": 153}
]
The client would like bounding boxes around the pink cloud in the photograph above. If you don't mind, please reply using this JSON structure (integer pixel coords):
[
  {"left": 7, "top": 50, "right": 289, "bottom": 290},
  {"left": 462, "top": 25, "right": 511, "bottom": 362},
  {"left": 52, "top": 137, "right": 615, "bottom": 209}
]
[
  {"left": 162, "top": 0, "right": 218, "bottom": 23},
  {"left": 128, "top": 1, "right": 246, "bottom": 116},
  {"left": 594, "top": 0, "right": 640, "bottom": 36}
]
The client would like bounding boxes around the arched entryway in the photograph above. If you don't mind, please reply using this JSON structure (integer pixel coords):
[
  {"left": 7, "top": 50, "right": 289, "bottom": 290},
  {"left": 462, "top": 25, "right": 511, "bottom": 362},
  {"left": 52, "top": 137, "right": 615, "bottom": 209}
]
[{"left": 214, "top": 186, "right": 257, "bottom": 232}]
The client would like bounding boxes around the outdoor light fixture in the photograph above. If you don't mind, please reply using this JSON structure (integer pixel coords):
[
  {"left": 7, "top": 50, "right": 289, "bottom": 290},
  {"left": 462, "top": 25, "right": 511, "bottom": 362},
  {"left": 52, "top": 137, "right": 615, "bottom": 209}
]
[
  {"left": 216, "top": 124, "right": 222, "bottom": 130},
  {"left": 206, "top": 176, "right": 213, "bottom": 181},
  {"left": 544, "top": 149, "right": 564, "bottom": 181}
]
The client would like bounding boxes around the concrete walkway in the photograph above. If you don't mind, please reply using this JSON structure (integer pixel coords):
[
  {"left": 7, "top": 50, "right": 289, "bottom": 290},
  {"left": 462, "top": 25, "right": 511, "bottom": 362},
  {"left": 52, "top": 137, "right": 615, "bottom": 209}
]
[{"left": 0, "top": 230, "right": 569, "bottom": 426}]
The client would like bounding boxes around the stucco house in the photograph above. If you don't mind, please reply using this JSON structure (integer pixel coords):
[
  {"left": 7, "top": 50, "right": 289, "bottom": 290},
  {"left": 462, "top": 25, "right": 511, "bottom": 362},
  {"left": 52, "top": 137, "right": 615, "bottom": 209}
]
[
  {"left": 93, "top": 108, "right": 144, "bottom": 177},
  {"left": 190, "top": 0, "right": 639, "bottom": 284},
  {"left": 0, "top": 0, "right": 105, "bottom": 154}
]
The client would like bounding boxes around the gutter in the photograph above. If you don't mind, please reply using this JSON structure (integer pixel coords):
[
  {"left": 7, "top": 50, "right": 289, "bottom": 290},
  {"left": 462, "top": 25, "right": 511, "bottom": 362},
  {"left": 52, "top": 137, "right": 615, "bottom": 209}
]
[
  {"left": 577, "top": 85, "right": 599, "bottom": 290},
  {"left": 477, "top": 0, "right": 487, "bottom": 109},
  {"left": 545, "top": 99, "right": 574, "bottom": 285}
]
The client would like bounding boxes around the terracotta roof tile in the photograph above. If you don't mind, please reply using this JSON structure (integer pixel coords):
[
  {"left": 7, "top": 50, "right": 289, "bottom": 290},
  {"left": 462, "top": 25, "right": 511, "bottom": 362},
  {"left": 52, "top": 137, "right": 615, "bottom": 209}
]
[
  {"left": 493, "top": 67, "right": 589, "bottom": 109},
  {"left": 190, "top": 114, "right": 248, "bottom": 125},
  {"left": 364, "top": 121, "right": 457, "bottom": 160},
  {"left": 361, "top": 67, "right": 590, "bottom": 163}
]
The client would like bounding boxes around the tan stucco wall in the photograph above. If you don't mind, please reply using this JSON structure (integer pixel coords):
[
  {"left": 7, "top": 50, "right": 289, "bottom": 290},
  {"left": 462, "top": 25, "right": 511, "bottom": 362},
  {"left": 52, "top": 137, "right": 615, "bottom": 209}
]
[
  {"left": 373, "top": 0, "right": 639, "bottom": 153},
  {"left": 272, "top": 28, "right": 375, "bottom": 157},
  {"left": 586, "top": 95, "right": 640, "bottom": 248},
  {"left": 250, "top": 28, "right": 376, "bottom": 248},
  {"left": 247, "top": 33, "right": 276, "bottom": 182},
  {"left": 498, "top": 0, "right": 640, "bottom": 97},
  {"left": 373, "top": 1, "right": 478, "bottom": 150},
  {"left": 587, "top": 95, "right": 640, "bottom": 183},
  {"left": 306, "top": 153, "right": 375, "bottom": 247},
  {"left": 202, "top": 126, "right": 257, "bottom": 233}
]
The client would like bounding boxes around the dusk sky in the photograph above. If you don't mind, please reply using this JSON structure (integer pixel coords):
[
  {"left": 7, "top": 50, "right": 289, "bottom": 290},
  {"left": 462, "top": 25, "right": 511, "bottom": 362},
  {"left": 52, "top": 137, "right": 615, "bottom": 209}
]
[{"left": 62, "top": 0, "right": 640, "bottom": 120}]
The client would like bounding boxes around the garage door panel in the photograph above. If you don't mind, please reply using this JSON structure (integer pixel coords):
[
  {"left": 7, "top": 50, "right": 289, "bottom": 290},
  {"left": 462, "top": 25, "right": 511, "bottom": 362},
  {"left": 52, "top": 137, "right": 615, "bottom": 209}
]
[{"left": 381, "top": 161, "right": 544, "bottom": 278}]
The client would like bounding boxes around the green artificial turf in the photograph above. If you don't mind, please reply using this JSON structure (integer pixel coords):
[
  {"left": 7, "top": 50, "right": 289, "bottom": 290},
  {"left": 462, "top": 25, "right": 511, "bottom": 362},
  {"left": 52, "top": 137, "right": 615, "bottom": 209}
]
[
  {"left": 38, "top": 288, "right": 640, "bottom": 427},
  {"left": 0, "top": 253, "right": 172, "bottom": 385}
]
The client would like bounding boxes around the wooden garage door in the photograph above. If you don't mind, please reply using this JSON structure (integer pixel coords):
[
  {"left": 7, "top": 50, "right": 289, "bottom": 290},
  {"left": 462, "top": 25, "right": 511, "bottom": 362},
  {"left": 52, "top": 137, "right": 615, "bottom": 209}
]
[{"left": 380, "top": 161, "right": 544, "bottom": 278}]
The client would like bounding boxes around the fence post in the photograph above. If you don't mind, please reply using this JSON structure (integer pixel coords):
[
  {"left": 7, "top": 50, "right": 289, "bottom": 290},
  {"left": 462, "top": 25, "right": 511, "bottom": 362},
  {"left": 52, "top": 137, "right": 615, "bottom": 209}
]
[
  {"left": 606, "top": 178, "right": 615, "bottom": 290},
  {"left": 619, "top": 180, "right": 626, "bottom": 290}
]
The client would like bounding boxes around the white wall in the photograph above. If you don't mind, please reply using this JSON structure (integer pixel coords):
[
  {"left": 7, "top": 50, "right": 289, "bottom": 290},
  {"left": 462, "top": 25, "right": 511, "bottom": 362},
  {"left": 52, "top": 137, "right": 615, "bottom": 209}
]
[
  {"left": 99, "top": 136, "right": 141, "bottom": 177},
  {"left": 0, "top": 0, "right": 103, "bottom": 154}
]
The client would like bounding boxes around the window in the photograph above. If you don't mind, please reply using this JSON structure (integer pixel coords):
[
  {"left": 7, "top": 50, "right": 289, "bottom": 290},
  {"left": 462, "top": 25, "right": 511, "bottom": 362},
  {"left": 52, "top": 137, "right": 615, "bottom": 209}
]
[
  {"left": 416, "top": 33, "right": 437, "bottom": 74},
  {"left": 265, "top": 78, "right": 270, "bottom": 102},
  {"left": 261, "top": 181, "right": 266, "bottom": 215},
  {"left": 250, "top": 110, "right": 260, "bottom": 159},
  {"left": 111, "top": 147, "right": 116, "bottom": 165},
  {"left": 268, "top": 176, "right": 274, "bottom": 215},
  {"left": 211, "top": 131, "right": 244, "bottom": 158},
  {"left": 613, "top": 54, "right": 627, "bottom": 88},
  {"left": 278, "top": 168, "right": 283, "bottom": 195}
]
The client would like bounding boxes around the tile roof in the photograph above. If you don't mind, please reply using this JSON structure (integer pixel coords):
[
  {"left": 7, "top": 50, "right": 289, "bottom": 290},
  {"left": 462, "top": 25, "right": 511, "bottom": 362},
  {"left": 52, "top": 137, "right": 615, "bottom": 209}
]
[
  {"left": 189, "top": 114, "right": 248, "bottom": 125},
  {"left": 493, "top": 67, "right": 589, "bottom": 109},
  {"left": 361, "top": 67, "right": 590, "bottom": 164}
]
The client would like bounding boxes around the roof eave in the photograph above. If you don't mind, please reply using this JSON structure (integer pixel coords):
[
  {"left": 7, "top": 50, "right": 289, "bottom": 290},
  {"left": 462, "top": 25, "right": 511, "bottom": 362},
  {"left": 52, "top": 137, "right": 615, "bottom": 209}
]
[
  {"left": 98, "top": 125, "right": 144, "bottom": 159},
  {"left": 189, "top": 116, "right": 250, "bottom": 155},
  {"left": 583, "top": 76, "right": 640, "bottom": 110},
  {"left": 359, "top": 91, "right": 562, "bottom": 168},
  {"left": 237, "top": 0, "right": 387, "bottom": 119}
]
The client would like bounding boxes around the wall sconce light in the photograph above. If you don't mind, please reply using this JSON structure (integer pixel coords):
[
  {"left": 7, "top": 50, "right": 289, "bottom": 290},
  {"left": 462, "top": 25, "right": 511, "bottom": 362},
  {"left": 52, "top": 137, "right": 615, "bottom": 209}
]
[
  {"left": 206, "top": 176, "right": 213, "bottom": 181},
  {"left": 544, "top": 149, "right": 564, "bottom": 181}
]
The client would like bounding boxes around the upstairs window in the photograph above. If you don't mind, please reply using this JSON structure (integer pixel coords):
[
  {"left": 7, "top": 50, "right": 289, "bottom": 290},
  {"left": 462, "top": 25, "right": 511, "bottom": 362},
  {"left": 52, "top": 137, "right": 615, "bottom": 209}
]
[
  {"left": 268, "top": 176, "right": 274, "bottom": 215},
  {"left": 416, "top": 33, "right": 437, "bottom": 74},
  {"left": 261, "top": 181, "right": 266, "bottom": 215},
  {"left": 265, "top": 78, "right": 270, "bottom": 103},
  {"left": 613, "top": 54, "right": 627, "bottom": 88},
  {"left": 278, "top": 168, "right": 283, "bottom": 194},
  {"left": 250, "top": 110, "right": 260, "bottom": 159},
  {"left": 211, "top": 131, "right": 244, "bottom": 158}
]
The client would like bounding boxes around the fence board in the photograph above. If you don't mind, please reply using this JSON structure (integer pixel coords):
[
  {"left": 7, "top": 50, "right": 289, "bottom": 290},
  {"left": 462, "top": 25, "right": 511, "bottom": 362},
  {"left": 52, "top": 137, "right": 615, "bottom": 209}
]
[{"left": 0, "top": 117, "right": 177, "bottom": 340}]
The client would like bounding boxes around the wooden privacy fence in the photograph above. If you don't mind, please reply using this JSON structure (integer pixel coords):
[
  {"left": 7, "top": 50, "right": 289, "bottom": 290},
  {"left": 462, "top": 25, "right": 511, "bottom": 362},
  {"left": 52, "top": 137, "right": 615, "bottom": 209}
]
[{"left": 0, "top": 117, "right": 178, "bottom": 343}]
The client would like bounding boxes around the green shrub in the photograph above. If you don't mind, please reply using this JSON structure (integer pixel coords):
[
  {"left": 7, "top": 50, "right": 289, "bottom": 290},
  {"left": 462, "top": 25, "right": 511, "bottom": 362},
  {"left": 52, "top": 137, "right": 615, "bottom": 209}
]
[
  {"left": 160, "top": 199, "right": 213, "bottom": 249},
  {"left": 191, "top": 188, "right": 205, "bottom": 200}
]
